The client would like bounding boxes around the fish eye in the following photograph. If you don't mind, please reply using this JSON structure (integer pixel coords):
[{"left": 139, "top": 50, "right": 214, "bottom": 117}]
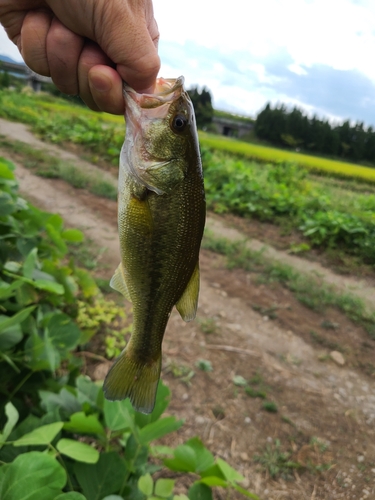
[{"left": 172, "top": 114, "right": 188, "bottom": 133}]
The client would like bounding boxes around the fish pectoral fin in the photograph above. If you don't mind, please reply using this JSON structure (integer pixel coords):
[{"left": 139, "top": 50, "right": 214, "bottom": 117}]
[
  {"left": 110, "top": 264, "right": 132, "bottom": 302},
  {"left": 176, "top": 263, "right": 200, "bottom": 322}
]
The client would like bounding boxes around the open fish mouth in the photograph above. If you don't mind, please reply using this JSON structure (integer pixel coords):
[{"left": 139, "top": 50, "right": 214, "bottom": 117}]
[{"left": 124, "top": 76, "right": 185, "bottom": 110}]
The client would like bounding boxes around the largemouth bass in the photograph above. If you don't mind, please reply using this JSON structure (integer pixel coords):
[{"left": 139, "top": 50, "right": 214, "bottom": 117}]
[{"left": 103, "top": 76, "right": 206, "bottom": 414}]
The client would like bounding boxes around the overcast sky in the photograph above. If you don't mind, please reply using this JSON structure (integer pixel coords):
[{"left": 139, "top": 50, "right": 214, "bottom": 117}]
[{"left": 1, "top": 0, "right": 375, "bottom": 125}]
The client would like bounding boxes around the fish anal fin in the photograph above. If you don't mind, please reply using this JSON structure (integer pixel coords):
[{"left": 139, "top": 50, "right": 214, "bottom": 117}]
[
  {"left": 103, "top": 345, "right": 161, "bottom": 414},
  {"left": 176, "top": 263, "right": 200, "bottom": 322},
  {"left": 110, "top": 264, "right": 131, "bottom": 302}
]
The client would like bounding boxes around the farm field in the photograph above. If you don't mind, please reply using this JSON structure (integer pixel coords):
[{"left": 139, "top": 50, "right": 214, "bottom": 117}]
[{"left": 1, "top": 92, "right": 375, "bottom": 500}]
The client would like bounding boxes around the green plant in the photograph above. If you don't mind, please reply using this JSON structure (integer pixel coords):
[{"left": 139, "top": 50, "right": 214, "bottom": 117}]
[
  {"left": 0, "top": 157, "right": 258, "bottom": 499},
  {"left": 254, "top": 439, "right": 300, "bottom": 478},
  {"left": 262, "top": 401, "right": 278, "bottom": 413},
  {"left": 195, "top": 359, "right": 213, "bottom": 372}
]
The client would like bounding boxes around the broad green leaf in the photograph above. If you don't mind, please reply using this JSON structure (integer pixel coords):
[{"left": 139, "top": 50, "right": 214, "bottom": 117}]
[
  {"left": 34, "top": 279, "right": 64, "bottom": 294},
  {"left": 39, "top": 388, "right": 81, "bottom": 417},
  {"left": 138, "top": 474, "right": 153, "bottom": 496},
  {"left": 101, "top": 497, "right": 124, "bottom": 500},
  {"left": 76, "top": 375, "right": 100, "bottom": 407},
  {"left": 103, "top": 398, "right": 135, "bottom": 432},
  {"left": 199, "top": 477, "right": 227, "bottom": 488},
  {"left": 47, "top": 313, "right": 81, "bottom": 351},
  {"left": 154, "top": 478, "right": 175, "bottom": 498},
  {"left": 56, "top": 439, "right": 99, "bottom": 464},
  {"left": 74, "top": 451, "right": 127, "bottom": 500},
  {"left": 0, "top": 279, "right": 23, "bottom": 300},
  {"left": 173, "top": 495, "right": 189, "bottom": 500},
  {"left": 0, "top": 306, "right": 36, "bottom": 334},
  {"left": 0, "top": 192, "right": 15, "bottom": 216},
  {"left": 0, "top": 451, "right": 66, "bottom": 500},
  {"left": 46, "top": 223, "right": 67, "bottom": 255},
  {"left": 184, "top": 438, "right": 215, "bottom": 473},
  {"left": 216, "top": 458, "right": 244, "bottom": 483},
  {"left": 0, "top": 403, "right": 19, "bottom": 444},
  {"left": 188, "top": 482, "right": 213, "bottom": 500},
  {"left": 55, "top": 493, "right": 87, "bottom": 500},
  {"left": 138, "top": 416, "right": 183, "bottom": 445},
  {"left": 63, "top": 412, "right": 105, "bottom": 436},
  {"left": 150, "top": 445, "right": 174, "bottom": 457},
  {"left": 164, "top": 445, "right": 196, "bottom": 472},
  {"left": 0, "top": 160, "right": 15, "bottom": 179},
  {"left": 61, "top": 228, "right": 84, "bottom": 243},
  {"left": 74, "top": 268, "right": 98, "bottom": 298},
  {"left": 23, "top": 248, "right": 38, "bottom": 279},
  {"left": 0, "top": 320, "right": 23, "bottom": 350},
  {"left": 13, "top": 422, "right": 63, "bottom": 446},
  {"left": 46, "top": 214, "right": 64, "bottom": 231}
]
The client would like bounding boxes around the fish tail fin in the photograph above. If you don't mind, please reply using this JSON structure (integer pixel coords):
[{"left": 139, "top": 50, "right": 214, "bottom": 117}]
[{"left": 103, "top": 345, "right": 161, "bottom": 414}]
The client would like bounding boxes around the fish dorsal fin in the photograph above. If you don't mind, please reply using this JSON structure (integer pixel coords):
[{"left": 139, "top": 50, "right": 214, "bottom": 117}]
[
  {"left": 110, "top": 264, "right": 132, "bottom": 302},
  {"left": 176, "top": 263, "right": 200, "bottom": 322}
]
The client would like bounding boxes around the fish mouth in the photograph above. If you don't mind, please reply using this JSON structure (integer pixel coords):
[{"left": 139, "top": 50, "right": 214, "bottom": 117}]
[{"left": 123, "top": 76, "right": 185, "bottom": 110}]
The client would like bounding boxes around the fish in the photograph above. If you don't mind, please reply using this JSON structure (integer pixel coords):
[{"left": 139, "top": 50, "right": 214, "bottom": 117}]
[{"left": 103, "top": 76, "right": 206, "bottom": 414}]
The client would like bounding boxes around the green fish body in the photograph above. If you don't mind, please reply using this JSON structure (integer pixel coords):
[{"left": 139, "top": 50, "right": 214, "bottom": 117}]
[{"left": 103, "top": 77, "right": 206, "bottom": 413}]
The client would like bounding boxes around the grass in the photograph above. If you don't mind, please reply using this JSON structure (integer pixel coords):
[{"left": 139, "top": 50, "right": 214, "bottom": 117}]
[
  {"left": 0, "top": 138, "right": 117, "bottom": 200},
  {"left": 202, "top": 230, "right": 375, "bottom": 339},
  {"left": 199, "top": 131, "right": 375, "bottom": 184}
]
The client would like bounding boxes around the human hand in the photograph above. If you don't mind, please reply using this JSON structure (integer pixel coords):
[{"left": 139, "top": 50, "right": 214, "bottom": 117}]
[{"left": 0, "top": 0, "right": 160, "bottom": 114}]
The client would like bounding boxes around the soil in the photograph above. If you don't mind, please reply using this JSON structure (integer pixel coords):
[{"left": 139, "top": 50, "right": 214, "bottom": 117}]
[{"left": 1, "top": 119, "right": 375, "bottom": 500}]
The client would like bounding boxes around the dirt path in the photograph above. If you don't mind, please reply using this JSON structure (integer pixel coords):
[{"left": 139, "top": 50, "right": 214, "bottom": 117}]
[{"left": 2, "top": 120, "right": 375, "bottom": 499}]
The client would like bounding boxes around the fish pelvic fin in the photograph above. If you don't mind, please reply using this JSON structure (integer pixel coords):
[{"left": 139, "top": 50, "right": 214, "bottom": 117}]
[
  {"left": 176, "top": 262, "right": 200, "bottom": 322},
  {"left": 103, "top": 345, "right": 161, "bottom": 414},
  {"left": 110, "top": 264, "right": 131, "bottom": 302}
]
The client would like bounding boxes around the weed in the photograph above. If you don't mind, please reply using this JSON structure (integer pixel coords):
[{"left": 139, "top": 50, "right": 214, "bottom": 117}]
[
  {"left": 198, "top": 317, "right": 219, "bottom": 334},
  {"left": 262, "top": 401, "right": 278, "bottom": 413},
  {"left": 196, "top": 359, "right": 213, "bottom": 372},
  {"left": 245, "top": 387, "right": 267, "bottom": 399},
  {"left": 233, "top": 375, "right": 247, "bottom": 386},
  {"left": 254, "top": 439, "right": 300, "bottom": 478}
]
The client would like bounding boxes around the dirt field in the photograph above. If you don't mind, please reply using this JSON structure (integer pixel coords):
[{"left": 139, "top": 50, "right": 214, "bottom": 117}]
[{"left": 1, "top": 119, "right": 375, "bottom": 500}]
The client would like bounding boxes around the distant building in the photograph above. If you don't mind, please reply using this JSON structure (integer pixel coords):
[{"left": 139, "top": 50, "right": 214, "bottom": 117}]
[
  {"left": 0, "top": 60, "right": 51, "bottom": 91},
  {"left": 212, "top": 115, "right": 254, "bottom": 138}
]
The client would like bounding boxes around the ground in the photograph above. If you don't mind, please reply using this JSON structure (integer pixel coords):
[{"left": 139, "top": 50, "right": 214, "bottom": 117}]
[{"left": 1, "top": 118, "right": 375, "bottom": 500}]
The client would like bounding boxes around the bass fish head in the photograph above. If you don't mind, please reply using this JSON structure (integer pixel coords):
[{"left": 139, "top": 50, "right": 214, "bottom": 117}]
[{"left": 121, "top": 76, "right": 201, "bottom": 195}]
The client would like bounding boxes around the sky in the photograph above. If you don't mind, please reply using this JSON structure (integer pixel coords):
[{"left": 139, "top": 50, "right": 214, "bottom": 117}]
[{"left": 2, "top": 0, "right": 375, "bottom": 125}]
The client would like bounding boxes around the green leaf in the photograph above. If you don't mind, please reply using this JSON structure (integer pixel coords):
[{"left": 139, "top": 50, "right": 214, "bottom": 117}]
[
  {"left": 0, "top": 279, "right": 23, "bottom": 300},
  {"left": 33, "top": 279, "right": 64, "bottom": 294},
  {"left": 0, "top": 320, "right": 23, "bottom": 350},
  {"left": 61, "top": 228, "right": 84, "bottom": 243},
  {"left": 55, "top": 493, "right": 87, "bottom": 500},
  {"left": 0, "top": 192, "right": 15, "bottom": 216},
  {"left": 199, "top": 477, "right": 227, "bottom": 488},
  {"left": 184, "top": 438, "right": 215, "bottom": 473},
  {"left": 0, "top": 403, "right": 19, "bottom": 445},
  {"left": 138, "top": 473, "right": 153, "bottom": 496},
  {"left": 233, "top": 375, "right": 247, "bottom": 386},
  {"left": 47, "top": 313, "right": 82, "bottom": 352},
  {"left": 63, "top": 412, "right": 105, "bottom": 436},
  {"left": 138, "top": 416, "right": 183, "bottom": 445},
  {"left": 23, "top": 248, "right": 38, "bottom": 279},
  {"left": 46, "top": 223, "right": 67, "bottom": 255},
  {"left": 13, "top": 422, "right": 63, "bottom": 446},
  {"left": 0, "top": 306, "right": 36, "bottom": 334},
  {"left": 188, "top": 482, "right": 213, "bottom": 500},
  {"left": 103, "top": 398, "right": 135, "bottom": 432},
  {"left": 0, "top": 451, "right": 66, "bottom": 500},
  {"left": 74, "top": 451, "right": 127, "bottom": 500},
  {"left": 101, "top": 497, "right": 124, "bottom": 500},
  {"left": 164, "top": 445, "right": 197, "bottom": 472},
  {"left": 56, "top": 439, "right": 99, "bottom": 464},
  {"left": 216, "top": 458, "right": 244, "bottom": 483},
  {"left": 154, "top": 478, "right": 175, "bottom": 497}
]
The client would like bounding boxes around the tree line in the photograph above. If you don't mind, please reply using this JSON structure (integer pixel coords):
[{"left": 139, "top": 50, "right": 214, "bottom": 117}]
[{"left": 255, "top": 103, "right": 375, "bottom": 164}]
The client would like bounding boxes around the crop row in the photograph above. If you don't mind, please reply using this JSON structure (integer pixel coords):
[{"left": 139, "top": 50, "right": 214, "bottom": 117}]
[{"left": 203, "top": 149, "right": 375, "bottom": 264}]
